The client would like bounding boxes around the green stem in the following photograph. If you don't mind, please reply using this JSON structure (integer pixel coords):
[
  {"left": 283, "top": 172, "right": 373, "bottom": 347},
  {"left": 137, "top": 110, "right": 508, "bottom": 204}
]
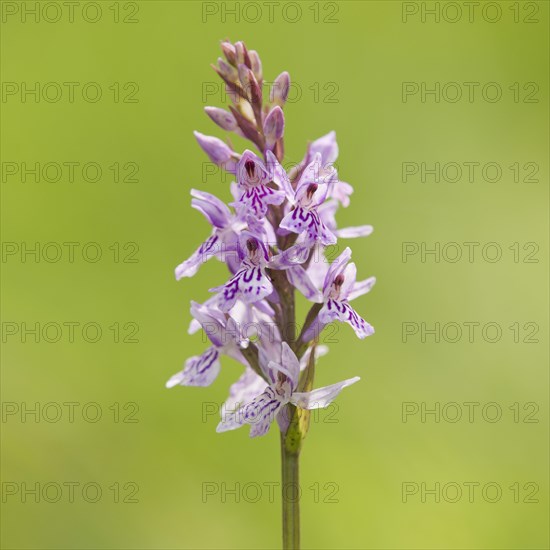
[{"left": 281, "top": 433, "right": 300, "bottom": 550}]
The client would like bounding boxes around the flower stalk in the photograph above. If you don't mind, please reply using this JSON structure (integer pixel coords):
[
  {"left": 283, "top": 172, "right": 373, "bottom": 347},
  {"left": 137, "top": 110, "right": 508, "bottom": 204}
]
[{"left": 281, "top": 436, "right": 301, "bottom": 550}]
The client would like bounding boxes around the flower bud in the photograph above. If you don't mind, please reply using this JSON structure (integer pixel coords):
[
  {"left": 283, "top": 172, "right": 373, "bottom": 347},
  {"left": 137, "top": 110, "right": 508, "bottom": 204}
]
[
  {"left": 238, "top": 64, "right": 262, "bottom": 107},
  {"left": 263, "top": 106, "right": 285, "bottom": 150},
  {"left": 220, "top": 41, "right": 237, "bottom": 66},
  {"left": 204, "top": 107, "right": 238, "bottom": 132},
  {"left": 271, "top": 71, "right": 290, "bottom": 107},
  {"left": 216, "top": 57, "right": 238, "bottom": 83},
  {"left": 248, "top": 50, "right": 263, "bottom": 82},
  {"left": 234, "top": 41, "right": 251, "bottom": 67},
  {"left": 193, "top": 131, "right": 236, "bottom": 173}
]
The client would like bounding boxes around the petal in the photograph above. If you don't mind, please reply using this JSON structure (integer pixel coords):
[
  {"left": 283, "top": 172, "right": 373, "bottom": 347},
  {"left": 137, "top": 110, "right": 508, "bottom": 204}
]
[
  {"left": 323, "top": 247, "right": 351, "bottom": 296},
  {"left": 266, "top": 150, "right": 294, "bottom": 201},
  {"left": 340, "top": 262, "right": 357, "bottom": 300},
  {"left": 175, "top": 234, "right": 221, "bottom": 280},
  {"left": 306, "top": 245, "right": 330, "bottom": 288},
  {"left": 348, "top": 276, "right": 376, "bottom": 302},
  {"left": 242, "top": 387, "right": 284, "bottom": 437},
  {"left": 296, "top": 152, "right": 323, "bottom": 191},
  {"left": 336, "top": 225, "right": 374, "bottom": 239},
  {"left": 213, "top": 266, "right": 273, "bottom": 312},
  {"left": 287, "top": 265, "right": 323, "bottom": 302},
  {"left": 280, "top": 342, "right": 300, "bottom": 389},
  {"left": 165, "top": 347, "right": 220, "bottom": 388},
  {"left": 269, "top": 243, "right": 311, "bottom": 269},
  {"left": 310, "top": 131, "right": 338, "bottom": 165},
  {"left": 238, "top": 230, "right": 270, "bottom": 264},
  {"left": 187, "top": 295, "right": 220, "bottom": 334},
  {"left": 261, "top": 342, "right": 300, "bottom": 389},
  {"left": 235, "top": 185, "right": 285, "bottom": 218},
  {"left": 318, "top": 199, "right": 339, "bottom": 232},
  {"left": 290, "top": 376, "right": 360, "bottom": 409},
  {"left": 280, "top": 206, "right": 336, "bottom": 245},
  {"left": 328, "top": 180, "right": 353, "bottom": 207},
  {"left": 190, "top": 189, "right": 232, "bottom": 229},
  {"left": 217, "top": 368, "right": 268, "bottom": 433},
  {"left": 319, "top": 300, "right": 374, "bottom": 339},
  {"left": 190, "top": 301, "right": 226, "bottom": 348},
  {"left": 237, "top": 150, "right": 270, "bottom": 187}
]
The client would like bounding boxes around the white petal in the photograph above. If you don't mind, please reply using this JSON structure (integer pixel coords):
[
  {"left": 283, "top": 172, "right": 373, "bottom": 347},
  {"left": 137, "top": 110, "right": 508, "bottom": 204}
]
[
  {"left": 290, "top": 376, "right": 360, "bottom": 409},
  {"left": 348, "top": 277, "right": 376, "bottom": 302}
]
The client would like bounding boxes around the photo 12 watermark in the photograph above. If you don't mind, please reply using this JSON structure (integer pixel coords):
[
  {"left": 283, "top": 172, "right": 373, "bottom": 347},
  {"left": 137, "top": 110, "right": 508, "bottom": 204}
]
[
  {"left": 2, "top": 242, "right": 140, "bottom": 264},
  {"left": 202, "top": 481, "right": 340, "bottom": 504},
  {"left": 2, "top": 161, "right": 139, "bottom": 184},
  {"left": 2, "top": 401, "right": 140, "bottom": 424},
  {"left": 2, "top": 82, "right": 139, "bottom": 103},
  {"left": 401, "top": 242, "right": 539, "bottom": 263},
  {"left": 401, "top": 401, "right": 540, "bottom": 423},
  {"left": 401, "top": 2, "right": 541, "bottom": 24},
  {"left": 1, "top": 481, "right": 140, "bottom": 503},
  {"left": 402, "top": 481, "right": 540, "bottom": 504},
  {"left": 1, "top": 2, "right": 140, "bottom": 24},
  {"left": 201, "top": 2, "right": 340, "bottom": 24},
  {"left": 401, "top": 161, "right": 540, "bottom": 184},
  {"left": 1, "top": 321, "right": 140, "bottom": 344},
  {"left": 401, "top": 321, "right": 540, "bottom": 343},
  {"left": 401, "top": 82, "right": 539, "bottom": 103}
]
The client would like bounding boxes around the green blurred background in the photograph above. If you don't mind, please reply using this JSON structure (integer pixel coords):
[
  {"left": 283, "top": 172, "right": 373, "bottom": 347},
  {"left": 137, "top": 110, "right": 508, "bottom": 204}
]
[{"left": 1, "top": 1, "right": 548, "bottom": 548}]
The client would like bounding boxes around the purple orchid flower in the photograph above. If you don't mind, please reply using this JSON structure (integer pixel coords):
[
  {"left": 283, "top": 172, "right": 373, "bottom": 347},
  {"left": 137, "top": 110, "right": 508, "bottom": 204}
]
[
  {"left": 210, "top": 230, "right": 273, "bottom": 312},
  {"left": 216, "top": 342, "right": 354, "bottom": 437},
  {"left": 279, "top": 153, "right": 337, "bottom": 246},
  {"left": 314, "top": 247, "right": 375, "bottom": 339},
  {"left": 232, "top": 150, "right": 285, "bottom": 219},
  {"left": 302, "top": 131, "right": 354, "bottom": 207},
  {"left": 166, "top": 301, "right": 246, "bottom": 387},
  {"left": 223, "top": 343, "right": 359, "bottom": 437},
  {"left": 175, "top": 189, "right": 242, "bottom": 280}
]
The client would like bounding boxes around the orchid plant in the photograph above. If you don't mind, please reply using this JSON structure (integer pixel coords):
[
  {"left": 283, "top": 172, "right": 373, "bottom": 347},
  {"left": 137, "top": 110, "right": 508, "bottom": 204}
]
[{"left": 167, "top": 40, "right": 375, "bottom": 549}]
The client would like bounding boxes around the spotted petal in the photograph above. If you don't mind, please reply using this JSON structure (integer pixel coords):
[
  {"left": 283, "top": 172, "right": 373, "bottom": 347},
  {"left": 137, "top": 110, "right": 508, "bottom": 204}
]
[
  {"left": 287, "top": 265, "right": 323, "bottom": 302},
  {"left": 235, "top": 185, "right": 285, "bottom": 218},
  {"left": 165, "top": 347, "right": 220, "bottom": 387},
  {"left": 242, "top": 386, "right": 285, "bottom": 437},
  {"left": 190, "top": 189, "right": 232, "bottom": 229},
  {"left": 174, "top": 234, "right": 222, "bottom": 280},
  {"left": 213, "top": 265, "right": 273, "bottom": 312},
  {"left": 269, "top": 243, "right": 311, "bottom": 269},
  {"left": 217, "top": 368, "right": 268, "bottom": 433},
  {"left": 280, "top": 206, "right": 336, "bottom": 245},
  {"left": 319, "top": 299, "right": 374, "bottom": 339}
]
